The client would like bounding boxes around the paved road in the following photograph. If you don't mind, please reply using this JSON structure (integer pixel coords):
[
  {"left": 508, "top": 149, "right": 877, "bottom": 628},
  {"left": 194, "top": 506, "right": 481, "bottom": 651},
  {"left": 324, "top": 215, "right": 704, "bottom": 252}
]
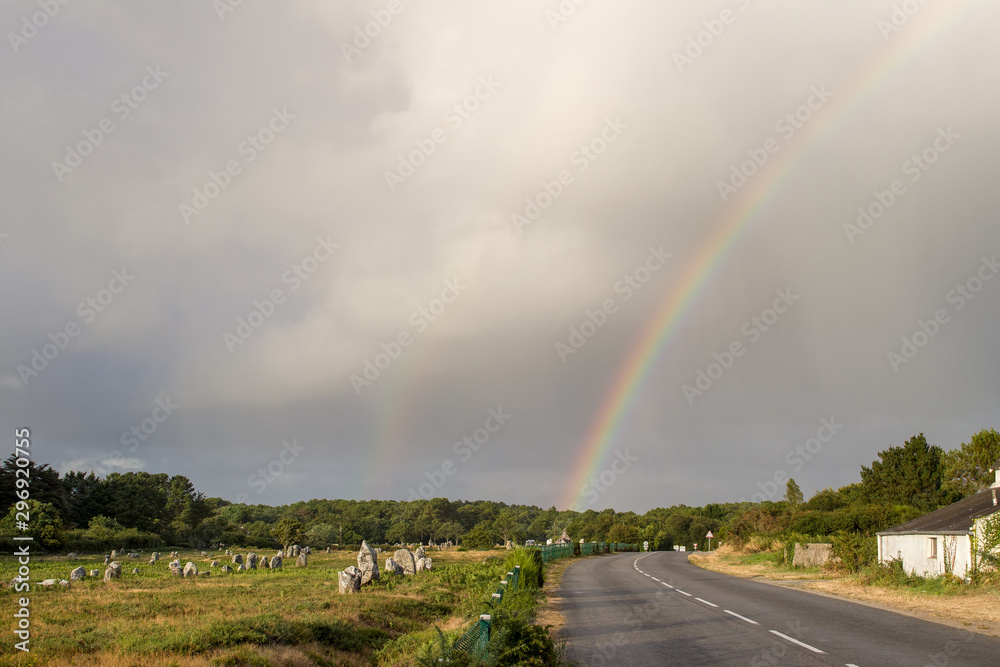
[{"left": 559, "top": 551, "right": 1000, "bottom": 666}]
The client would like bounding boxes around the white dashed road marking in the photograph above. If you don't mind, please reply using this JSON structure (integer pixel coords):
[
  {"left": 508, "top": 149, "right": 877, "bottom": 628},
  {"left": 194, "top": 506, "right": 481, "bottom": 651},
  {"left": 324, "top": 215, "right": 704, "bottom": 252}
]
[
  {"left": 723, "top": 609, "right": 759, "bottom": 625},
  {"left": 770, "top": 630, "right": 825, "bottom": 654},
  {"left": 695, "top": 597, "right": 718, "bottom": 608}
]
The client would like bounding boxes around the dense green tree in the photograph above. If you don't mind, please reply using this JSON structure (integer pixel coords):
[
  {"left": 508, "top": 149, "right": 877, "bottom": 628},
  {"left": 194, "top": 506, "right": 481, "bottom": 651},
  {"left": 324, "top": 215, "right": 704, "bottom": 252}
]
[
  {"left": 463, "top": 521, "right": 498, "bottom": 549},
  {"left": 271, "top": 517, "right": 306, "bottom": 549},
  {"left": 1, "top": 456, "right": 67, "bottom": 517},
  {"left": 101, "top": 472, "right": 171, "bottom": 532},
  {"left": 607, "top": 524, "right": 641, "bottom": 544},
  {"left": 942, "top": 428, "right": 1000, "bottom": 497},
  {"left": 859, "top": 434, "right": 954, "bottom": 510},
  {"left": 1, "top": 499, "right": 64, "bottom": 549},
  {"left": 802, "top": 488, "right": 848, "bottom": 512}
]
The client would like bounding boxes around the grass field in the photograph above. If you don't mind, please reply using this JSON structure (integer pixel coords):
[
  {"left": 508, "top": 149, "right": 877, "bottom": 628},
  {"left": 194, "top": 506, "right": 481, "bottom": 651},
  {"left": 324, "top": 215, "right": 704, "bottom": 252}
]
[{"left": 0, "top": 547, "right": 529, "bottom": 666}]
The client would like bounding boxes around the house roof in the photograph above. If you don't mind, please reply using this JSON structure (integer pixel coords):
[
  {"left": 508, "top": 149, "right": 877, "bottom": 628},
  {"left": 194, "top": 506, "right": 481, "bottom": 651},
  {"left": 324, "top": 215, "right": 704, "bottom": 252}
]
[{"left": 878, "top": 489, "right": 1000, "bottom": 535}]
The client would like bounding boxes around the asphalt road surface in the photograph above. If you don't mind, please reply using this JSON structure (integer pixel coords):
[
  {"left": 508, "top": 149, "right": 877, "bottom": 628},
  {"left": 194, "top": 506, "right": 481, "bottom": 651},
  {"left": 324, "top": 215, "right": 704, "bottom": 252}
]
[{"left": 559, "top": 551, "right": 1000, "bottom": 666}]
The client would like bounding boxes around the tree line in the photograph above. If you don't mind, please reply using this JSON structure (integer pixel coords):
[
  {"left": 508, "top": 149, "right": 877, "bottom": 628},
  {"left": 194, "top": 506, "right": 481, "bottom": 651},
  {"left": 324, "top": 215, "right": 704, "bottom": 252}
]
[{"left": 1, "top": 428, "right": 997, "bottom": 552}]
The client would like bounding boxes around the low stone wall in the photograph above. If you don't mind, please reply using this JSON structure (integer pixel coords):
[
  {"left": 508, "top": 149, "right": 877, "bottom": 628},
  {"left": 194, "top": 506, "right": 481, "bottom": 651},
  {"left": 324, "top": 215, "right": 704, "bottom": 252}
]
[{"left": 792, "top": 542, "right": 834, "bottom": 568}]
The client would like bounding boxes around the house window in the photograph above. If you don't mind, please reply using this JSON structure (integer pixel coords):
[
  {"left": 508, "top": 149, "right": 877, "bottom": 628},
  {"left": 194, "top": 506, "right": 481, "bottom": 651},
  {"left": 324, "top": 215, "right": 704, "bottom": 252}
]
[{"left": 927, "top": 537, "right": 938, "bottom": 558}]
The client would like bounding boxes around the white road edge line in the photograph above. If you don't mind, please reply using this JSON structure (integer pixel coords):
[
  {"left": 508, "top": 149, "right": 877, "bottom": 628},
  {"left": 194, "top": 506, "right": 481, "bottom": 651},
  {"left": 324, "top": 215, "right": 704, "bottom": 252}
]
[
  {"left": 650, "top": 577, "right": 660, "bottom": 582},
  {"left": 676, "top": 590, "right": 692, "bottom": 596},
  {"left": 723, "top": 610, "right": 758, "bottom": 625},
  {"left": 695, "top": 597, "right": 718, "bottom": 608},
  {"left": 769, "top": 630, "right": 825, "bottom": 654},
  {"left": 662, "top": 582, "right": 674, "bottom": 588}
]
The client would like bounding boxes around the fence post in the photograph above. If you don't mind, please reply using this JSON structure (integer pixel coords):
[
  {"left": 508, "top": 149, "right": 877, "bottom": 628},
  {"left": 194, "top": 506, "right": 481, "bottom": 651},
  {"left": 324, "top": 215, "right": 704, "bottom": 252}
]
[{"left": 478, "top": 615, "right": 491, "bottom": 655}]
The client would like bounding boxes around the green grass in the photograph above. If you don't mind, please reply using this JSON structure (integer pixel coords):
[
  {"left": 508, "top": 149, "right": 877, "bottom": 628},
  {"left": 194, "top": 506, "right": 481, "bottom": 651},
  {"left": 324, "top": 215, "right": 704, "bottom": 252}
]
[{"left": 0, "top": 548, "right": 524, "bottom": 666}]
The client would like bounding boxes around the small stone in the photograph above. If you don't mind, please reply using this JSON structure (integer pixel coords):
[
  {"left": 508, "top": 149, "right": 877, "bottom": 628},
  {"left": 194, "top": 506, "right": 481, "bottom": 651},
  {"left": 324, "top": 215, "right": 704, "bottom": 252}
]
[
  {"left": 89, "top": 569, "right": 100, "bottom": 577},
  {"left": 232, "top": 554, "right": 243, "bottom": 565},
  {"left": 211, "top": 560, "right": 220, "bottom": 568},
  {"left": 39, "top": 579, "right": 58, "bottom": 586},
  {"left": 132, "top": 568, "right": 139, "bottom": 574},
  {"left": 70, "top": 566, "right": 86, "bottom": 581},
  {"left": 221, "top": 565, "right": 233, "bottom": 573},
  {"left": 296, "top": 553, "right": 307, "bottom": 567}
]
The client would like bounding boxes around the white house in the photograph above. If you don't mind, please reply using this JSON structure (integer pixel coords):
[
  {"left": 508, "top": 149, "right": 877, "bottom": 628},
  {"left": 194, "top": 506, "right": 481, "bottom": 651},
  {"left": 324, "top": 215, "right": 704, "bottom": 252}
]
[{"left": 877, "top": 462, "right": 1000, "bottom": 578}]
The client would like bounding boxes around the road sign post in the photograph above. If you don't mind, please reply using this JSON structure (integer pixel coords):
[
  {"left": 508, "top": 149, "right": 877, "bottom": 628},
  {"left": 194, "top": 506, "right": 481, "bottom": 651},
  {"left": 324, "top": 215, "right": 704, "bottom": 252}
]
[{"left": 706, "top": 530, "right": 714, "bottom": 552}]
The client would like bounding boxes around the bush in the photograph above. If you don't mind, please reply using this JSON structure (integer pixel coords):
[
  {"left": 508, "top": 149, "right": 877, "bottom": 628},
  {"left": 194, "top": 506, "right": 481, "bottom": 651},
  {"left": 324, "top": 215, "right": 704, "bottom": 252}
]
[
  {"left": 831, "top": 532, "right": 876, "bottom": 573},
  {"left": 504, "top": 548, "right": 543, "bottom": 589}
]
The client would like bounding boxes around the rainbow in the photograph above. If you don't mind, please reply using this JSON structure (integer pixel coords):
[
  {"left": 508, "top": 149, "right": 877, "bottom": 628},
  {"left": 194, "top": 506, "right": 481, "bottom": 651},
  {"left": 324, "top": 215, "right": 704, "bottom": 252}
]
[{"left": 560, "top": 0, "right": 984, "bottom": 510}]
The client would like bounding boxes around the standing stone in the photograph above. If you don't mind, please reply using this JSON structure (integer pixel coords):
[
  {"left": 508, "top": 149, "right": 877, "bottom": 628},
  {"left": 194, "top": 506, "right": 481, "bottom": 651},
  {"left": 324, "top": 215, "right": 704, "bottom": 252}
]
[
  {"left": 232, "top": 554, "right": 243, "bottom": 565},
  {"left": 89, "top": 569, "right": 99, "bottom": 577},
  {"left": 70, "top": 566, "right": 86, "bottom": 581},
  {"left": 211, "top": 560, "right": 220, "bottom": 568},
  {"left": 236, "top": 563, "right": 245, "bottom": 572},
  {"left": 393, "top": 549, "right": 416, "bottom": 575},
  {"left": 292, "top": 545, "right": 301, "bottom": 558},
  {"left": 326, "top": 547, "right": 331, "bottom": 553},
  {"left": 110, "top": 550, "right": 117, "bottom": 558},
  {"left": 221, "top": 565, "right": 233, "bottom": 573},
  {"left": 67, "top": 552, "right": 78, "bottom": 559},
  {"left": 131, "top": 568, "right": 139, "bottom": 574},
  {"left": 270, "top": 555, "right": 282, "bottom": 569},
  {"left": 414, "top": 546, "right": 426, "bottom": 560},
  {"left": 415, "top": 557, "right": 426, "bottom": 572},
  {"left": 303, "top": 547, "right": 311, "bottom": 555},
  {"left": 358, "top": 541, "right": 379, "bottom": 585},
  {"left": 151, "top": 552, "right": 160, "bottom": 561},
  {"left": 260, "top": 555, "right": 270, "bottom": 569},
  {"left": 422, "top": 557, "right": 433, "bottom": 571},
  {"left": 104, "top": 562, "right": 122, "bottom": 581},
  {"left": 148, "top": 558, "right": 156, "bottom": 566},
  {"left": 246, "top": 553, "right": 258, "bottom": 570},
  {"left": 385, "top": 558, "right": 404, "bottom": 575},
  {"left": 201, "top": 551, "right": 208, "bottom": 556},
  {"left": 296, "top": 553, "right": 307, "bottom": 567},
  {"left": 338, "top": 567, "right": 361, "bottom": 594},
  {"left": 183, "top": 562, "right": 198, "bottom": 578},
  {"left": 104, "top": 556, "right": 110, "bottom": 565}
]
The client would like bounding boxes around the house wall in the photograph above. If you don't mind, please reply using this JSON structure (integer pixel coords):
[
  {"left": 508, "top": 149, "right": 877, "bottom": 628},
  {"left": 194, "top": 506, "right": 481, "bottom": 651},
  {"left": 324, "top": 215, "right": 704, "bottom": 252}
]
[{"left": 879, "top": 534, "right": 972, "bottom": 577}]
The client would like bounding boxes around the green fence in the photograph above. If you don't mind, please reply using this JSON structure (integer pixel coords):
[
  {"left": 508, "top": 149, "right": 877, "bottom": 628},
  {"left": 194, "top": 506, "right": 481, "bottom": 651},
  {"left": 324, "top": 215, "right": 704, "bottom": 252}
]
[
  {"left": 449, "top": 542, "right": 641, "bottom": 660},
  {"left": 449, "top": 565, "right": 521, "bottom": 661}
]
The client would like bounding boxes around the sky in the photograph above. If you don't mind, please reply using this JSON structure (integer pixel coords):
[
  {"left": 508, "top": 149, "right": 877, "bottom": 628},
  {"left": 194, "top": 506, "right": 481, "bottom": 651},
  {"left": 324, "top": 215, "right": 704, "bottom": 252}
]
[{"left": 2, "top": 0, "right": 999, "bottom": 513}]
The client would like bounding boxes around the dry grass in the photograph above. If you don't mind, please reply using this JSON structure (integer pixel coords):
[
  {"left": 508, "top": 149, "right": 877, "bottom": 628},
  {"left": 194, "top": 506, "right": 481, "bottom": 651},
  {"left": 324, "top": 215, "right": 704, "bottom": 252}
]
[{"left": 689, "top": 551, "right": 1000, "bottom": 638}]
